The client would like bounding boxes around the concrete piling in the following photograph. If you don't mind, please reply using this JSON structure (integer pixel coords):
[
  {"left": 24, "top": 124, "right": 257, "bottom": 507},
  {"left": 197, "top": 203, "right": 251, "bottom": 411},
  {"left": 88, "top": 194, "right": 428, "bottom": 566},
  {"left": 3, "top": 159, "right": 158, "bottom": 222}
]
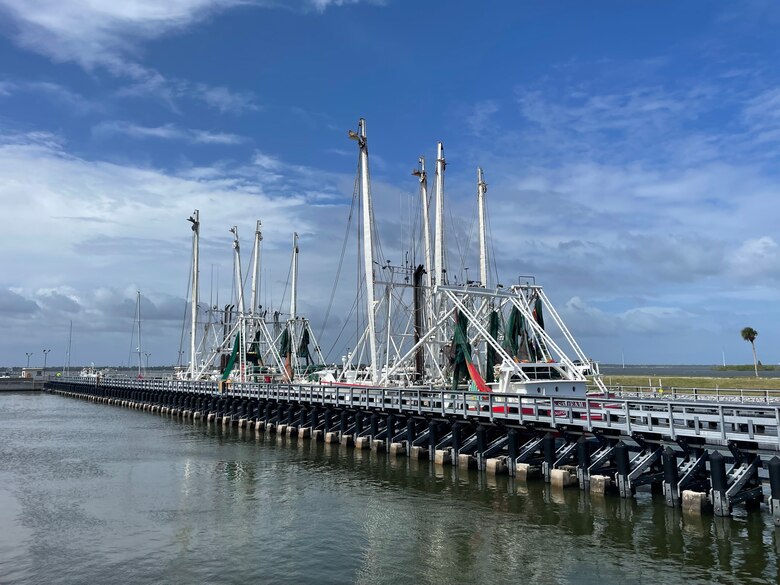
[
  {"left": 434, "top": 449, "right": 452, "bottom": 465},
  {"left": 682, "top": 490, "right": 707, "bottom": 515},
  {"left": 486, "top": 457, "right": 508, "bottom": 475}
]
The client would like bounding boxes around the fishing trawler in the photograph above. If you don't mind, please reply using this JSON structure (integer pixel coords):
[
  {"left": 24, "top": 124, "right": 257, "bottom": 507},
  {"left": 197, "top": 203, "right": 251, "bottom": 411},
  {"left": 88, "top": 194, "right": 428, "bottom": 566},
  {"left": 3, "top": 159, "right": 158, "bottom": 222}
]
[{"left": 179, "top": 119, "right": 608, "bottom": 416}]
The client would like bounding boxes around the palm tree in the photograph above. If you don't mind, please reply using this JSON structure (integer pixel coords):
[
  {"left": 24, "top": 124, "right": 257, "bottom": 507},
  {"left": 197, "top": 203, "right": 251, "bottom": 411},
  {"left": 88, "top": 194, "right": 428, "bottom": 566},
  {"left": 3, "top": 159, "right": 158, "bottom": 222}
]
[{"left": 741, "top": 327, "right": 759, "bottom": 377}]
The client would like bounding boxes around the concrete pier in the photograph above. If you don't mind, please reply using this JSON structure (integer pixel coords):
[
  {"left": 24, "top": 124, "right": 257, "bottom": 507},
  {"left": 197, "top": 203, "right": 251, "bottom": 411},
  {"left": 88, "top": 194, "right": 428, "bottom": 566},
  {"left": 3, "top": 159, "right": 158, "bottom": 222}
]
[{"left": 44, "top": 378, "right": 780, "bottom": 522}]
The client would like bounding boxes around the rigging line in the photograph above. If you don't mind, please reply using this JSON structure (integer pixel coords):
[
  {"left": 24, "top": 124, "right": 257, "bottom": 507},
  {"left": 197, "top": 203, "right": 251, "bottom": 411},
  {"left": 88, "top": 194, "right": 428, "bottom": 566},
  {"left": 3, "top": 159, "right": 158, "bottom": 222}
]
[
  {"left": 277, "top": 246, "right": 294, "bottom": 316},
  {"left": 319, "top": 163, "right": 361, "bottom": 341},
  {"left": 356, "top": 172, "right": 362, "bottom": 355},
  {"left": 485, "top": 196, "right": 501, "bottom": 286},
  {"left": 410, "top": 189, "right": 420, "bottom": 266},
  {"left": 324, "top": 291, "right": 360, "bottom": 361},
  {"left": 177, "top": 251, "right": 193, "bottom": 366},
  {"left": 242, "top": 237, "right": 256, "bottom": 306},
  {"left": 230, "top": 250, "right": 236, "bottom": 312},
  {"left": 127, "top": 300, "right": 136, "bottom": 369},
  {"left": 446, "top": 197, "right": 463, "bottom": 283},
  {"left": 463, "top": 203, "right": 478, "bottom": 280}
]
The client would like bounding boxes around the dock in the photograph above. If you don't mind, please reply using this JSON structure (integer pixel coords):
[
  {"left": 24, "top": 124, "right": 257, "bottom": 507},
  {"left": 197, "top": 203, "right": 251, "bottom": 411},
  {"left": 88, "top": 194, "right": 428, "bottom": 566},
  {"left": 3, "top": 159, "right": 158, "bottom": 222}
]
[
  {"left": 0, "top": 378, "right": 44, "bottom": 392},
  {"left": 47, "top": 377, "right": 780, "bottom": 523}
]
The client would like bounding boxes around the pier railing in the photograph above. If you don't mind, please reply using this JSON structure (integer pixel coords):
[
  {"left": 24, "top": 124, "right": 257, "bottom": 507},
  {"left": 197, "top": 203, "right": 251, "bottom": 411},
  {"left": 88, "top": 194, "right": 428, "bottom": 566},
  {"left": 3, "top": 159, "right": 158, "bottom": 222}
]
[
  {"left": 599, "top": 384, "right": 780, "bottom": 404},
  {"left": 55, "top": 377, "right": 780, "bottom": 450}
]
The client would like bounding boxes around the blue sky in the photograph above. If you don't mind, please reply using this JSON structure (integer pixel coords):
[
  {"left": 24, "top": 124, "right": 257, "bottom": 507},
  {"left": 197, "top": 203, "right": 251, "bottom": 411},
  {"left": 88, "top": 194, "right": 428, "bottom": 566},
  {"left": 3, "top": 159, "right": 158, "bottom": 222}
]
[{"left": 1, "top": 0, "right": 779, "bottom": 367}]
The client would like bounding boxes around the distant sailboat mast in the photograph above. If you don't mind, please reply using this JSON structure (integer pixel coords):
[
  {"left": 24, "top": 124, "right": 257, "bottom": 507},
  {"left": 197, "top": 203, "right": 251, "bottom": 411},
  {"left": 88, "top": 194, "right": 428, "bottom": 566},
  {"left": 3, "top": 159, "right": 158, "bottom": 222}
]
[
  {"left": 64, "top": 320, "right": 72, "bottom": 377},
  {"left": 135, "top": 290, "right": 142, "bottom": 377}
]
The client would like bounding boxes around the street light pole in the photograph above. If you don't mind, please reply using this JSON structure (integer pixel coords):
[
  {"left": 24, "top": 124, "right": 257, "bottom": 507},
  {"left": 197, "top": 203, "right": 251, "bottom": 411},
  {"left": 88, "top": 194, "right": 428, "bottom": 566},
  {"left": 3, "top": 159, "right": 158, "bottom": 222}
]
[
  {"left": 25, "top": 352, "right": 33, "bottom": 368},
  {"left": 42, "top": 349, "right": 51, "bottom": 376},
  {"left": 144, "top": 352, "right": 151, "bottom": 374}
]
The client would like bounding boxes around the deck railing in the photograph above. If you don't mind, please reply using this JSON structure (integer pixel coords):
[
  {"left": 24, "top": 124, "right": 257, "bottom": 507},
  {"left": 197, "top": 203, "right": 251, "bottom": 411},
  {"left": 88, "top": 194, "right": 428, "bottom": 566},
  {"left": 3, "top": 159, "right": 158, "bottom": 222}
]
[{"left": 52, "top": 377, "right": 780, "bottom": 450}]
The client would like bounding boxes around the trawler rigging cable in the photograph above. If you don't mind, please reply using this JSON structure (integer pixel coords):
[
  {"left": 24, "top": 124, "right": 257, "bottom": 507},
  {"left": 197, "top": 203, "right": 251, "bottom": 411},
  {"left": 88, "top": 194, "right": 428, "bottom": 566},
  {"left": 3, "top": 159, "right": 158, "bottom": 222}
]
[
  {"left": 177, "top": 254, "right": 193, "bottom": 367},
  {"left": 319, "top": 162, "right": 361, "bottom": 342}
]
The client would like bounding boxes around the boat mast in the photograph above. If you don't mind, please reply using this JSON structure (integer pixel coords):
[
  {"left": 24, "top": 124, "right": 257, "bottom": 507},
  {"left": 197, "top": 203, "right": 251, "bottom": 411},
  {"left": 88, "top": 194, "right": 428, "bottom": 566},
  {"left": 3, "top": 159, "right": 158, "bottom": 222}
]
[
  {"left": 413, "top": 157, "right": 432, "bottom": 288},
  {"left": 188, "top": 210, "right": 200, "bottom": 378},
  {"left": 477, "top": 167, "right": 488, "bottom": 287},
  {"left": 350, "top": 118, "right": 378, "bottom": 384},
  {"left": 136, "top": 290, "right": 142, "bottom": 377},
  {"left": 250, "top": 220, "right": 262, "bottom": 316},
  {"left": 64, "top": 320, "right": 72, "bottom": 376},
  {"left": 230, "top": 226, "right": 245, "bottom": 314},
  {"left": 290, "top": 232, "right": 299, "bottom": 320},
  {"left": 434, "top": 142, "right": 446, "bottom": 285}
]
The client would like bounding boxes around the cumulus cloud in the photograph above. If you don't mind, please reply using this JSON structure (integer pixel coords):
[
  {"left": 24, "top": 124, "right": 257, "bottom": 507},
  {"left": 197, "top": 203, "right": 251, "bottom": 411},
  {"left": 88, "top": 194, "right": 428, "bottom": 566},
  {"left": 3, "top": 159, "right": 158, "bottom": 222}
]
[
  {"left": 0, "top": 80, "right": 100, "bottom": 114},
  {"left": 0, "top": 0, "right": 378, "bottom": 112},
  {"left": 728, "top": 236, "right": 780, "bottom": 280},
  {"left": 0, "top": 288, "right": 39, "bottom": 315},
  {"left": 0, "top": 128, "right": 367, "bottom": 364},
  {"left": 562, "top": 296, "right": 693, "bottom": 338},
  {"left": 465, "top": 100, "right": 499, "bottom": 136},
  {"left": 0, "top": 1, "right": 245, "bottom": 71},
  {"left": 0, "top": 1, "right": 260, "bottom": 113}
]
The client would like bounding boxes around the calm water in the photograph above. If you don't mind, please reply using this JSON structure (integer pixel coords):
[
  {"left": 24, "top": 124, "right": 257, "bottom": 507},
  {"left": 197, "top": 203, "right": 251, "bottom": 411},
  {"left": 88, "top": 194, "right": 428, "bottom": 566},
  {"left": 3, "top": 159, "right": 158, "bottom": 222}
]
[{"left": 1, "top": 393, "right": 779, "bottom": 585}]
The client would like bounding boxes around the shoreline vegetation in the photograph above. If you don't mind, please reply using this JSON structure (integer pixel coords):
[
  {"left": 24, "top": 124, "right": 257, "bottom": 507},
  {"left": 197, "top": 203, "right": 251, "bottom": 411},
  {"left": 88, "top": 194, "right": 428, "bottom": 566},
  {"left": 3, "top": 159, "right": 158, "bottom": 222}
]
[
  {"left": 600, "top": 375, "right": 780, "bottom": 390},
  {"left": 713, "top": 364, "right": 779, "bottom": 371}
]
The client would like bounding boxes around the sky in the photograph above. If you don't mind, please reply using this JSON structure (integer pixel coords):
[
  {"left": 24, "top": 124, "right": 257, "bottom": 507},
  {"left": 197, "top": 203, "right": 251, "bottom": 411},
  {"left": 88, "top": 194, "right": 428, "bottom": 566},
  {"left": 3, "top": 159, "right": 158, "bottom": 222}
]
[{"left": 1, "top": 0, "right": 779, "bottom": 368}]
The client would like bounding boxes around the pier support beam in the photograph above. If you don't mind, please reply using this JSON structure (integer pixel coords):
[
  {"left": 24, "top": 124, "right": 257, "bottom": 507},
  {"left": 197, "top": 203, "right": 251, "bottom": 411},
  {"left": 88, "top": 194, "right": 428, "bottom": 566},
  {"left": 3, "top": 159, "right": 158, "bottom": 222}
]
[
  {"left": 710, "top": 450, "right": 763, "bottom": 517},
  {"left": 663, "top": 447, "right": 680, "bottom": 507},
  {"left": 614, "top": 442, "right": 634, "bottom": 498}
]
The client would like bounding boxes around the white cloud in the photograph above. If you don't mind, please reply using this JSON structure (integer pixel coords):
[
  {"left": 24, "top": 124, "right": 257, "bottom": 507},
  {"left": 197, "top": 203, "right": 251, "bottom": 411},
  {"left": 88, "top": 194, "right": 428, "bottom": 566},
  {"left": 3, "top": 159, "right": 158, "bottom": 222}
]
[
  {"left": 93, "top": 120, "right": 247, "bottom": 144},
  {"left": 465, "top": 100, "right": 499, "bottom": 136},
  {"left": 0, "top": 128, "right": 362, "bottom": 364},
  {"left": 562, "top": 296, "right": 692, "bottom": 338},
  {"left": 0, "top": 1, "right": 244, "bottom": 70},
  {"left": 0, "top": 0, "right": 378, "bottom": 113},
  {"left": 0, "top": 79, "right": 101, "bottom": 113},
  {"left": 728, "top": 236, "right": 780, "bottom": 280},
  {"left": 0, "top": 1, "right": 260, "bottom": 113},
  {"left": 191, "top": 83, "right": 258, "bottom": 114},
  {"left": 309, "top": 0, "right": 384, "bottom": 11}
]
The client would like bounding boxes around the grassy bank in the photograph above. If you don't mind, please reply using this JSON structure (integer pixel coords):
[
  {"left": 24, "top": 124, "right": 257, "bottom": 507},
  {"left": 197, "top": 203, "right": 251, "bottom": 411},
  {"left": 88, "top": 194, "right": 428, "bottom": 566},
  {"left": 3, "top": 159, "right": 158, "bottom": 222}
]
[{"left": 599, "top": 375, "right": 780, "bottom": 390}]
